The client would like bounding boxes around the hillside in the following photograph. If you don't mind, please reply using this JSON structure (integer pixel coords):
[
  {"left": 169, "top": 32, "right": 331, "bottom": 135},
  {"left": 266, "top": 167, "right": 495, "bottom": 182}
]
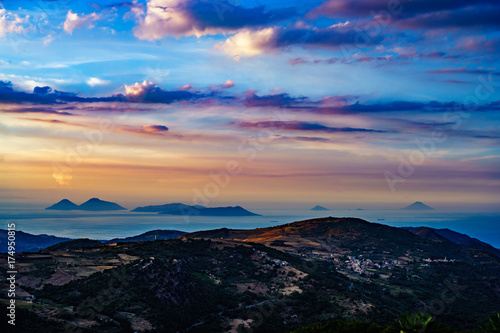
[
  {"left": 44, "top": 238, "right": 103, "bottom": 251},
  {"left": 2, "top": 217, "right": 500, "bottom": 333},
  {"left": 106, "top": 230, "right": 187, "bottom": 243},
  {"left": 0, "top": 229, "right": 72, "bottom": 252},
  {"left": 184, "top": 217, "right": 463, "bottom": 257},
  {"left": 404, "top": 226, "right": 500, "bottom": 257}
]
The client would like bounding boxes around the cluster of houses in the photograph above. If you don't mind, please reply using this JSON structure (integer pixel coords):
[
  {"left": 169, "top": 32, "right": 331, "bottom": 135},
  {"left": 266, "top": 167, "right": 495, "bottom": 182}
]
[
  {"left": 341, "top": 256, "right": 408, "bottom": 275},
  {"left": 254, "top": 250, "right": 290, "bottom": 267}
]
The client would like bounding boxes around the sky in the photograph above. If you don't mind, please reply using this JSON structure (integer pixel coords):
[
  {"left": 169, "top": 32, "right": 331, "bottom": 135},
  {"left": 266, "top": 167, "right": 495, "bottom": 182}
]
[{"left": 0, "top": 0, "right": 499, "bottom": 209}]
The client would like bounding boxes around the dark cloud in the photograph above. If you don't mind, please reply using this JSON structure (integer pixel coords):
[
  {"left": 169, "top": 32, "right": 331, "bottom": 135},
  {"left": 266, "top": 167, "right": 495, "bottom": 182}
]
[
  {"left": 243, "top": 91, "right": 305, "bottom": 108},
  {"left": 33, "top": 86, "right": 52, "bottom": 95},
  {"left": 456, "top": 37, "right": 500, "bottom": 54},
  {"left": 399, "top": 5, "right": 500, "bottom": 29},
  {"left": 142, "top": 125, "right": 169, "bottom": 132},
  {"left": 342, "top": 101, "right": 426, "bottom": 112},
  {"left": 190, "top": 1, "right": 295, "bottom": 30},
  {"left": 275, "top": 26, "right": 384, "bottom": 48},
  {"left": 1, "top": 106, "right": 73, "bottom": 115},
  {"left": 310, "top": 0, "right": 500, "bottom": 29},
  {"left": 118, "top": 124, "right": 170, "bottom": 136},
  {"left": 0, "top": 81, "right": 125, "bottom": 104},
  {"left": 444, "top": 79, "right": 470, "bottom": 84},
  {"left": 0, "top": 80, "right": 203, "bottom": 105},
  {"left": 310, "top": 0, "right": 490, "bottom": 18},
  {"left": 235, "top": 120, "right": 386, "bottom": 133},
  {"left": 427, "top": 67, "right": 500, "bottom": 75},
  {"left": 127, "top": 86, "right": 199, "bottom": 104}
]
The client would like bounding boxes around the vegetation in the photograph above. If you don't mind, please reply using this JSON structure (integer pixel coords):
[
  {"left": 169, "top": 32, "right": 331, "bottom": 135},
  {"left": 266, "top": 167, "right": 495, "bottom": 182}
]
[{"left": 3, "top": 218, "right": 500, "bottom": 332}]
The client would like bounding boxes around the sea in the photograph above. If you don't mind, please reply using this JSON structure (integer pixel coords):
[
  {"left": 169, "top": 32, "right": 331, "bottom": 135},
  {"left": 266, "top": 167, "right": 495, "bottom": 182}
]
[{"left": 1, "top": 206, "right": 499, "bottom": 248}]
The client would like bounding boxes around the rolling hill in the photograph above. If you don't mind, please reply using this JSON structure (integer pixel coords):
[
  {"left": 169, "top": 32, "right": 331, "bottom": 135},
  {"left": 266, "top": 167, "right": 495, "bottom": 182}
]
[{"left": 3, "top": 217, "right": 500, "bottom": 332}]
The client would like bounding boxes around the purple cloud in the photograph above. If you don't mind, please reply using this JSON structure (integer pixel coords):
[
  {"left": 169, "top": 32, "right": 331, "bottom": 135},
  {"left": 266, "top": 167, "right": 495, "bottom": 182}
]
[{"left": 235, "top": 120, "right": 387, "bottom": 133}]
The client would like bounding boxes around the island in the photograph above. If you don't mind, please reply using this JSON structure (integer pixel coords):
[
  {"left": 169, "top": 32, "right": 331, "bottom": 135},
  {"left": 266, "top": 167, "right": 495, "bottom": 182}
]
[
  {"left": 311, "top": 205, "right": 329, "bottom": 211},
  {"left": 401, "top": 201, "right": 434, "bottom": 210},
  {"left": 45, "top": 198, "right": 127, "bottom": 211},
  {"left": 158, "top": 205, "right": 260, "bottom": 216}
]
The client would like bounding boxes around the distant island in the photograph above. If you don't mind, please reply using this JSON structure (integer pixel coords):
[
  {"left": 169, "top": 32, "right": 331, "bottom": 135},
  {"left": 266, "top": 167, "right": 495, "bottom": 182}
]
[
  {"left": 159, "top": 205, "right": 260, "bottom": 216},
  {"left": 401, "top": 201, "right": 434, "bottom": 210},
  {"left": 131, "top": 203, "right": 205, "bottom": 213},
  {"left": 45, "top": 198, "right": 127, "bottom": 211},
  {"left": 311, "top": 205, "right": 329, "bottom": 211},
  {"left": 132, "top": 203, "right": 260, "bottom": 216},
  {"left": 45, "top": 199, "right": 80, "bottom": 210}
]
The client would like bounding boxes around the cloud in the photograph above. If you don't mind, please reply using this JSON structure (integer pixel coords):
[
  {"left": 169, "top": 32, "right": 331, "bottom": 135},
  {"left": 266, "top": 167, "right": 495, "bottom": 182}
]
[
  {"left": 221, "top": 79, "right": 234, "bottom": 88},
  {"left": 235, "top": 120, "right": 386, "bottom": 133},
  {"left": 118, "top": 124, "right": 169, "bottom": 136},
  {"left": 0, "top": 80, "right": 125, "bottom": 104},
  {"left": 178, "top": 84, "right": 192, "bottom": 91},
  {"left": 243, "top": 90, "right": 305, "bottom": 108},
  {"left": 1, "top": 106, "right": 73, "bottom": 115},
  {"left": 455, "top": 37, "right": 500, "bottom": 54},
  {"left": 63, "top": 10, "right": 101, "bottom": 35},
  {"left": 218, "top": 24, "right": 384, "bottom": 59},
  {"left": 43, "top": 34, "right": 55, "bottom": 45},
  {"left": 2, "top": 79, "right": 497, "bottom": 118},
  {"left": 309, "top": 0, "right": 470, "bottom": 18},
  {"left": 0, "top": 80, "right": 204, "bottom": 105},
  {"left": 18, "top": 118, "right": 87, "bottom": 127},
  {"left": 309, "top": 0, "right": 500, "bottom": 31},
  {"left": 142, "top": 124, "right": 169, "bottom": 132},
  {"left": 86, "top": 77, "right": 110, "bottom": 87},
  {"left": 124, "top": 80, "right": 201, "bottom": 103},
  {"left": 133, "top": 0, "right": 294, "bottom": 40},
  {"left": 398, "top": 5, "right": 500, "bottom": 29},
  {"left": 0, "top": 8, "right": 30, "bottom": 37},
  {"left": 426, "top": 67, "right": 500, "bottom": 75}
]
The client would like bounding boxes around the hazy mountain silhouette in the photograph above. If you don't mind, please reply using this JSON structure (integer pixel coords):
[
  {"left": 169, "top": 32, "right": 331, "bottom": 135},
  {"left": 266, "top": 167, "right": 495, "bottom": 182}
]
[
  {"left": 404, "top": 226, "right": 500, "bottom": 257},
  {"left": 132, "top": 203, "right": 205, "bottom": 213},
  {"left": 401, "top": 201, "right": 434, "bottom": 210},
  {"left": 0, "top": 230, "right": 72, "bottom": 252},
  {"left": 45, "top": 199, "right": 80, "bottom": 210},
  {"left": 46, "top": 198, "right": 127, "bottom": 211},
  {"left": 78, "top": 198, "right": 126, "bottom": 211},
  {"left": 159, "top": 205, "right": 260, "bottom": 216},
  {"left": 311, "top": 205, "right": 329, "bottom": 211}
]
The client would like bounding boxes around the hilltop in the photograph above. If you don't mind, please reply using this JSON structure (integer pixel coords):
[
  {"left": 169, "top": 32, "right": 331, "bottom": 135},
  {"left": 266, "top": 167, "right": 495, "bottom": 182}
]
[
  {"left": 184, "top": 217, "right": 448, "bottom": 255},
  {"left": 106, "top": 230, "right": 187, "bottom": 243}
]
